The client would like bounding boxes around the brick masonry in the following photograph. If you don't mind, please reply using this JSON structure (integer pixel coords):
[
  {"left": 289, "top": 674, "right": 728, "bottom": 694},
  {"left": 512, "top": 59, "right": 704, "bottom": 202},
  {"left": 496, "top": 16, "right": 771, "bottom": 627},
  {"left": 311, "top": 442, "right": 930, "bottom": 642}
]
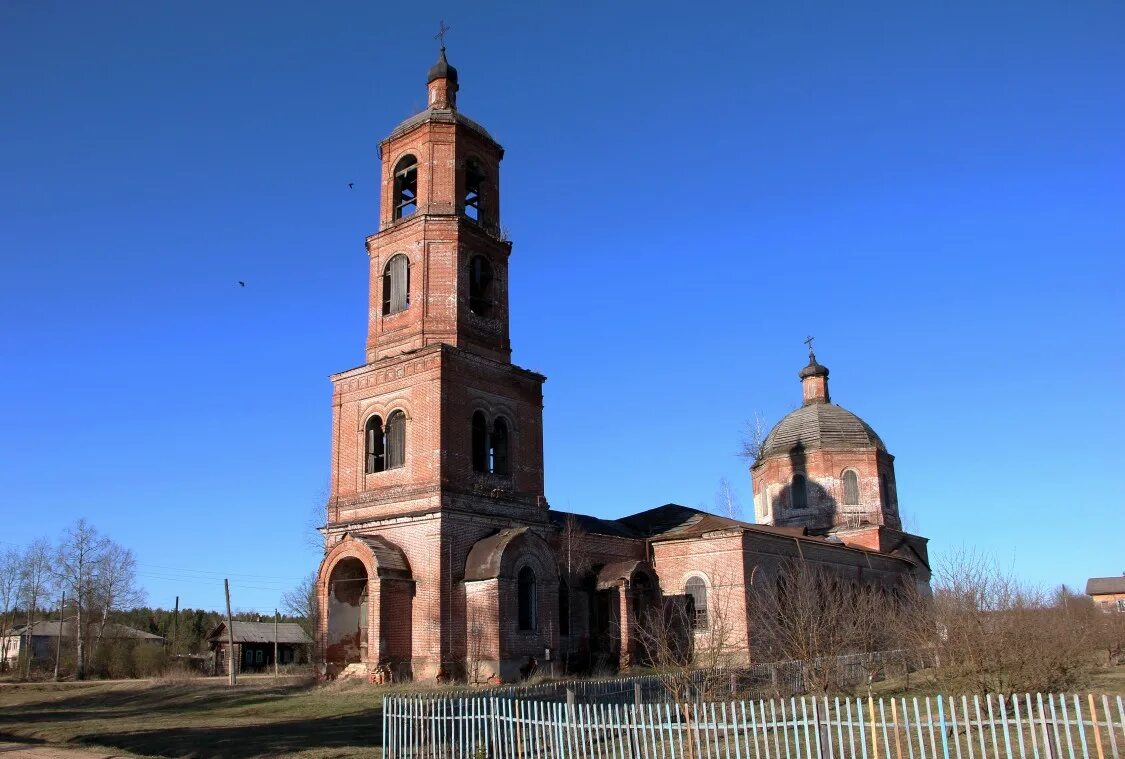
[{"left": 314, "top": 53, "right": 931, "bottom": 683}]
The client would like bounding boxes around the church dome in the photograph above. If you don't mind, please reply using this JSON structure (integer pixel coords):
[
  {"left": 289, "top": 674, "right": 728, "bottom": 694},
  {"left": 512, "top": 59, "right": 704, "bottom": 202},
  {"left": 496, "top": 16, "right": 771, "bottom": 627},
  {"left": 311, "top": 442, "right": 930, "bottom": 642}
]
[{"left": 761, "top": 403, "right": 886, "bottom": 459}]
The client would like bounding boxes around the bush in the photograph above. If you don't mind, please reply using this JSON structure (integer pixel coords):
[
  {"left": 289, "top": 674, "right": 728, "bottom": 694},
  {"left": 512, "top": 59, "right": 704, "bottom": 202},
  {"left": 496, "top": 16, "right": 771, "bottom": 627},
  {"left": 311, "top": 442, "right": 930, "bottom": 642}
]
[{"left": 133, "top": 644, "right": 167, "bottom": 677}]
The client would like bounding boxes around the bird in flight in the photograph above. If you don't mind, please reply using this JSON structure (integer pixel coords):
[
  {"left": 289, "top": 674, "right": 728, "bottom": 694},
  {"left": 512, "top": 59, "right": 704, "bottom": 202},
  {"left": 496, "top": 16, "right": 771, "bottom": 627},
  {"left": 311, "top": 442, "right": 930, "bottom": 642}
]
[
  {"left": 238, "top": 281, "right": 246, "bottom": 287},
  {"left": 348, "top": 182, "right": 355, "bottom": 189}
]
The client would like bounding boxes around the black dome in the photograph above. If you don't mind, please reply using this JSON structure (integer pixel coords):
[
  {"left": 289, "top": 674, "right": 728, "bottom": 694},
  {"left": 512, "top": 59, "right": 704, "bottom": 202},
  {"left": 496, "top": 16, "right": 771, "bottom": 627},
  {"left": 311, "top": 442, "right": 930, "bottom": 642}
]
[{"left": 427, "top": 48, "right": 458, "bottom": 84}]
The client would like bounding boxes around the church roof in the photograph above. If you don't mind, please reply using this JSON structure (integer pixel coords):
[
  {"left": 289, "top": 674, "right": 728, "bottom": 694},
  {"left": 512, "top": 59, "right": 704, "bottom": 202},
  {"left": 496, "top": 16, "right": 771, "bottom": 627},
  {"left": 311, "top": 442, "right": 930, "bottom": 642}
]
[
  {"left": 761, "top": 403, "right": 886, "bottom": 459},
  {"left": 382, "top": 108, "right": 499, "bottom": 149}
]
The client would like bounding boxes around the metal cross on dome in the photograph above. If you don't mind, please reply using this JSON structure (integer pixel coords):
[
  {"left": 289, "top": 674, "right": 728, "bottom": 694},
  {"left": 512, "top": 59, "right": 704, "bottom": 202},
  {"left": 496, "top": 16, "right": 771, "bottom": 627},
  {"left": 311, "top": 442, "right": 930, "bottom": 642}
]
[
  {"left": 804, "top": 335, "right": 816, "bottom": 357},
  {"left": 434, "top": 20, "right": 451, "bottom": 49}
]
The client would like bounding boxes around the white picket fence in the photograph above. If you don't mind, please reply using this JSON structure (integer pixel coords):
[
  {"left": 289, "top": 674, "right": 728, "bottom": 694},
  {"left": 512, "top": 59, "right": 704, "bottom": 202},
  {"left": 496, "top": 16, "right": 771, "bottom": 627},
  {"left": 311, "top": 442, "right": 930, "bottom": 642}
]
[{"left": 383, "top": 692, "right": 1125, "bottom": 759}]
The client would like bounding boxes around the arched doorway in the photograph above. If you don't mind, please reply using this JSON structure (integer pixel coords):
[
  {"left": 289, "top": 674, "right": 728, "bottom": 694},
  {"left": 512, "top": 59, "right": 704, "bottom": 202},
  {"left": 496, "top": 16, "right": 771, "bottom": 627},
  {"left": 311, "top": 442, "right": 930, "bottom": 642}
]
[{"left": 326, "top": 557, "right": 368, "bottom": 665}]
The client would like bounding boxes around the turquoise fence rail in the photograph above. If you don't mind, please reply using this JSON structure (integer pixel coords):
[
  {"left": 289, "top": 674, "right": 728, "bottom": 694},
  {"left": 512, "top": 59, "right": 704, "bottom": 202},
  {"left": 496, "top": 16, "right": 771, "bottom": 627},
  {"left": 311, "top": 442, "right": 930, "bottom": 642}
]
[{"left": 383, "top": 692, "right": 1125, "bottom": 759}]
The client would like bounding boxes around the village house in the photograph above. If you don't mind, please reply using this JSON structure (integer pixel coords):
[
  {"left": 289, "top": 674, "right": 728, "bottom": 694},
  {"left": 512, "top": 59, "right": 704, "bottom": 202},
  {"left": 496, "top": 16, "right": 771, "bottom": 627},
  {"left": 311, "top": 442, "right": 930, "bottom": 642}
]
[
  {"left": 314, "top": 47, "right": 932, "bottom": 683},
  {"left": 208, "top": 621, "right": 312, "bottom": 675},
  {"left": 1086, "top": 576, "right": 1125, "bottom": 612},
  {"left": 2, "top": 620, "right": 162, "bottom": 668}
]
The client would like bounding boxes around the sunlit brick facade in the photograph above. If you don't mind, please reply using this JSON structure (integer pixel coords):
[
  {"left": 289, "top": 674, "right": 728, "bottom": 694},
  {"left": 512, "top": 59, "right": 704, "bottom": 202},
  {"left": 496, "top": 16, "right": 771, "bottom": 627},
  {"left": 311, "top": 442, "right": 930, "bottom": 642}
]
[{"left": 314, "top": 49, "right": 931, "bottom": 684}]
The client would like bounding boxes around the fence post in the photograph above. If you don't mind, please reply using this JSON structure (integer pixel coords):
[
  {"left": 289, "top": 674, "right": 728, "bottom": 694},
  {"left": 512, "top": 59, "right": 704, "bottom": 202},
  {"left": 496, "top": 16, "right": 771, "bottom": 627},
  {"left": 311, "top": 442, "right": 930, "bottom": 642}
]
[
  {"left": 568, "top": 687, "right": 576, "bottom": 707},
  {"left": 636, "top": 682, "right": 643, "bottom": 706},
  {"left": 817, "top": 696, "right": 832, "bottom": 759}
]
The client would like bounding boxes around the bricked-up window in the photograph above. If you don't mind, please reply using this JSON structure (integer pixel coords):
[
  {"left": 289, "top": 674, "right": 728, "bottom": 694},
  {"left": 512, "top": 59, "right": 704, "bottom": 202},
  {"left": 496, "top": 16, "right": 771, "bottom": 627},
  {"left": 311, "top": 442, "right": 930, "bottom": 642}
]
[
  {"left": 843, "top": 470, "right": 860, "bottom": 505},
  {"left": 517, "top": 567, "right": 537, "bottom": 631},
  {"left": 558, "top": 579, "right": 570, "bottom": 636},
  {"left": 490, "top": 418, "right": 510, "bottom": 476},
  {"left": 790, "top": 474, "right": 808, "bottom": 510},
  {"left": 468, "top": 256, "right": 493, "bottom": 316},
  {"left": 385, "top": 410, "right": 406, "bottom": 470},
  {"left": 364, "top": 415, "right": 386, "bottom": 474},
  {"left": 471, "top": 411, "right": 488, "bottom": 473},
  {"left": 685, "top": 576, "right": 708, "bottom": 630},
  {"left": 382, "top": 255, "right": 410, "bottom": 316},
  {"left": 393, "top": 155, "right": 418, "bottom": 219},
  {"left": 464, "top": 159, "right": 484, "bottom": 222}
]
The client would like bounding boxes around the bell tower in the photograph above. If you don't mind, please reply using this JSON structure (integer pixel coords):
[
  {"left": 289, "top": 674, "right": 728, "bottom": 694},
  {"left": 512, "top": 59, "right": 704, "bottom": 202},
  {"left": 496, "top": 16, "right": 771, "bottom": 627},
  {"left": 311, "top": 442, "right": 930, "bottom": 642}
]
[
  {"left": 324, "top": 46, "right": 547, "bottom": 533},
  {"left": 364, "top": 45, "right": 512, "bottom": 365}
]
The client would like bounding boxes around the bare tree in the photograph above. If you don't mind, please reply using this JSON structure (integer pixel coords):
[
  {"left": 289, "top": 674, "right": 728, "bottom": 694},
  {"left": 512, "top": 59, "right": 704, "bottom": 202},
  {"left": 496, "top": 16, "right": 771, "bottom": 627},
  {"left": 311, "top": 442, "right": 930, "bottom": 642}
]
[
  {"left": 282, "top": 571, "right": 320, "bottom": 664},
  {"left": 0, "top": 547, "right": 24, "bottom": 671},
  {"left": 747, "top": 559, "right": 909, "bottom": 694},
  {"left": 90, "top": 542, "right": 144, "bottom": 661},
  {"left": 554, "top": 513, "right": 594, "bottom": 670},
  {"left": 55, "top": 519, "right": 109, "bottom": 679},
  {"left": 634, "top": 573, "right": 746, "bottom": 702},
  {"left": 739, "top": 412, "right": 770, "bottom": 465},
  {"left": 19, "top": 539, "right": 53, "bottom": 679},
  {"left": 714, "top": 477, "right": 742, "bottom": 520},
  {"left": 921, "top": 548, "right": 1098, "bottom": 694}
]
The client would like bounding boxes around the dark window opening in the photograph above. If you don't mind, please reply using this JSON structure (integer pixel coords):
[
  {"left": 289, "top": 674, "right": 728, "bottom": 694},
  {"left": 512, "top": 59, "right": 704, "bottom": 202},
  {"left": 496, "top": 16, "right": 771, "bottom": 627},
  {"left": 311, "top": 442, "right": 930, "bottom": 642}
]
[
  {"left": 490, "top": 418, "right": 509, "bottom": 476},
  {"left": 684, "top": 576, "right": 708, "bottom": 630},
  {"left": 517, "top": 567, "right": 536, "bottom": 631},
  {"left": 558, "top": 579, "right": 570, "bottom": 636},
  {"left": 364, "top": 415, "right": 385, "bottom": 474},
  {"left": 880, "top": 474, "right": 895, "bottom": 510},
  {"left": 382, "top": 254, "right": 410, "bottom": 315},
  {"left": 464, "top": 159, "right": 484, "bottom": 222},
  {"left": 385, "top": 410, "right": 406, "bottom": 470},
  {"left": 471, "top": 411, "right": 488, "bottom": 473},
  {"left": 393, "top": 155, "right": 418, "bottom": 220},
  {"left": 791, "top": 474, "right": 808, "bottom": 510},
  {"left": 468, "top": 255, "right": 494, "bottom": 317},
  {"left": 843, "top": 470, "right": 860, "bottom": 505}
]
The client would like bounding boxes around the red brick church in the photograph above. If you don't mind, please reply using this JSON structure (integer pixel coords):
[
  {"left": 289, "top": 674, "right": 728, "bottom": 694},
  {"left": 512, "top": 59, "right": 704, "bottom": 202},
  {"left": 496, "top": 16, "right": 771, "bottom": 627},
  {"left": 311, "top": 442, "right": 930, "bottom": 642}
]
[{"left": 314, "top": 48, "right": 931, "bottom": 682}]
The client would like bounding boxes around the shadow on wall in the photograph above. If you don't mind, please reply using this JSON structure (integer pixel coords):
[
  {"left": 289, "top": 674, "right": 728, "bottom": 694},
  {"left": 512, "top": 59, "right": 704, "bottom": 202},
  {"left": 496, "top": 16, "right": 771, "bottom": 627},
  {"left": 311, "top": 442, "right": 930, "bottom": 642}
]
[{"left": 771, "top": 444, "right": 839, "bottom": 527}]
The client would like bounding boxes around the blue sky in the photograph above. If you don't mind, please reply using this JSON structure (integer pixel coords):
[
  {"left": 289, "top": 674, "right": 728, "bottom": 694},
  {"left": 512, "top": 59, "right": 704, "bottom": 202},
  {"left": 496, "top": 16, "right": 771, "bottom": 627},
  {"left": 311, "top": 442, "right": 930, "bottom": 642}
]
[{"left": 1, "top": 1, "right": 1122, "bottom": 614}]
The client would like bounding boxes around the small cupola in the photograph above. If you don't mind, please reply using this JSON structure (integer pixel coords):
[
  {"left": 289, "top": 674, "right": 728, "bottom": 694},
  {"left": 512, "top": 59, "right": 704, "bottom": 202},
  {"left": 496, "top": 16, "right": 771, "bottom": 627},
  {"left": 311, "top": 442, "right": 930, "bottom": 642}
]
[
  {"left": 427, "top": 47, "right": 459, "bottom": 110},
  {"left": 799, "top": 349, "right": 830, "bottom": 405}
]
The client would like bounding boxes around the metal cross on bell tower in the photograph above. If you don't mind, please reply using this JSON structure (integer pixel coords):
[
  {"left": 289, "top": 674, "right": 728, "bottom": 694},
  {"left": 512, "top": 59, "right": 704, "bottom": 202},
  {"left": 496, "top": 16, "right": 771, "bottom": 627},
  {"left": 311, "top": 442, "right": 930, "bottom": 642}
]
[{"left": 434, "top": 20, "right": 451, "bottom": 50}]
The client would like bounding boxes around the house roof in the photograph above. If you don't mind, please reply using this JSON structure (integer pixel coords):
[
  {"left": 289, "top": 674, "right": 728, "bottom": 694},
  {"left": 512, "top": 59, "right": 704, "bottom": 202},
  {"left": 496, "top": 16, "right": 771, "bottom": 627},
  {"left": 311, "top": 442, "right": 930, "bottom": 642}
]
[
  {"left": 761, "top": 403, "right": 886, "bottom": 459},
  {"left": 9, "top": 621, "right": 161, "bottom": 641},
  {"left": 208, "top": 621, "right": 312, "bottom": 645},
  {"left": 1086, "top": 576, "right": 1125, "bottom": 596}
]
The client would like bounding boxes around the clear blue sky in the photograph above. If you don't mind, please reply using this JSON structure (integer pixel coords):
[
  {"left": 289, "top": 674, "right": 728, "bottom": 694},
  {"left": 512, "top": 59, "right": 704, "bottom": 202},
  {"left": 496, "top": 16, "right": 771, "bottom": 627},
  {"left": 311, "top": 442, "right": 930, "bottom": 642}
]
[{"left": 2, "top": 1, "right": 1122, "bottom": 614}]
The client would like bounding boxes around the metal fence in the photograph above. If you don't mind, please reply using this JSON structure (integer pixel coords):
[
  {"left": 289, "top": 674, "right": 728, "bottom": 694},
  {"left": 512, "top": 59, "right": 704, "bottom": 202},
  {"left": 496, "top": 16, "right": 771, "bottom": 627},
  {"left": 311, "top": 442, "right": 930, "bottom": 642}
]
[
  {"left": 383, "top": 691, "right": 1125, "bottom": 759},
  {"left": 481, "top": 651, "right": 931, "bottom": 705}
]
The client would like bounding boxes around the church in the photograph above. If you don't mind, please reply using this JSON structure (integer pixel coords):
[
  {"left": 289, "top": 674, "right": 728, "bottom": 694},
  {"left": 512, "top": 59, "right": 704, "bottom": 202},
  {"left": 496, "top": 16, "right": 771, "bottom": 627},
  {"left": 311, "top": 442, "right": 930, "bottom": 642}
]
[{"left": 314, "top": 48, "right": 931, "bottom": 682}]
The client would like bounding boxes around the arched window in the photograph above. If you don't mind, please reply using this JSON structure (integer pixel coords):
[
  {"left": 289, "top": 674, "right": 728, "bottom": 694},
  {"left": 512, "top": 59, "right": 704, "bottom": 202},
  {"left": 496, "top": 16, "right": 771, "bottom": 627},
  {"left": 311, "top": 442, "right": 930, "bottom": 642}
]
[
  {"left": 471, "top": 411, "right": 488, "bottom": 473},
  {"left": 843, "top": 470, "right": 860, "bottom": 505},
  {"left": 468, "top": 256, "right": 493, "bottom": 316},
  {"left": 791, "top": 474, "right": 808, "bottom": 510},
  {"left": 558, "top": 579, "right": 570, "bottom": 636},
  {"left": 384, "top": 410, "right": 406, "bottom": 470},
  {"left": 393, "top": 155, "right": 418, "bottom": 219},
  {"left": 684, "top": 576, "right": 708, "bottom": 630},
  {"left": 364, "top": 415, "right": 385, "bottom": 474},
  {"left": 490, "top": 418, "right": 509, "bottom": 476},
  {"left": 517, "top": 567, "right": 536, "bottom": 631},
  {"left": 464, "top": 159, "right": 485, "bottom": 222},
  {"left": 382, "top": 254, "right": 410, "bottom": 316}
]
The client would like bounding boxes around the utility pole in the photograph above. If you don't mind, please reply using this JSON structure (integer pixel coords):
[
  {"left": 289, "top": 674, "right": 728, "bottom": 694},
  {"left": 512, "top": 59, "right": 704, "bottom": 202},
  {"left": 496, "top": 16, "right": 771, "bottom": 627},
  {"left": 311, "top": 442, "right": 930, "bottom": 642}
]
[
  {"left": 53, "top": 592, "right": 65, "bottom": 681},
  {"left": 224, "top": 579, "right": 236, "bottom": 686},
  {"left": 172, "top": 596, "right": 179, "bottom": 653},
  {"left": 273, "top": 609, "right": 279, "bottom": 677}
]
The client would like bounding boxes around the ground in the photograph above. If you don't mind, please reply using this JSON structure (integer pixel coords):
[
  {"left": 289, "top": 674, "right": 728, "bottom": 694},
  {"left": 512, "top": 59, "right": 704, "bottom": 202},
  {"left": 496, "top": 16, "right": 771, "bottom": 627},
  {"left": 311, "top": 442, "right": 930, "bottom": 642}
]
[
  {"left": 2, "top": 668, "right": 1122, "bottom": 758},
  {"left": 0, "top": 675, "right": 387, "bottom": 759}
]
